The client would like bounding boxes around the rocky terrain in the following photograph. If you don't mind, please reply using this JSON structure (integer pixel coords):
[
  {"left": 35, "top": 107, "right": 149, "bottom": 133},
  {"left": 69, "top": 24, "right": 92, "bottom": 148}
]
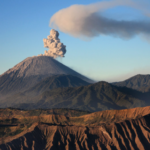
[{"left": 0, "top": 106, "right": 150, "bottom": 149}]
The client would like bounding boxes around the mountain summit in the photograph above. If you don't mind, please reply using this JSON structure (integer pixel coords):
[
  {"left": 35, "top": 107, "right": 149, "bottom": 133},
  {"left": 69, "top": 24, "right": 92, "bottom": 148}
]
[
  {"left": 0, "top": 56, "right": 92, "bottom": 97},
  {"left": 2, "top": 56, "right": 90, "bottom": 79}
]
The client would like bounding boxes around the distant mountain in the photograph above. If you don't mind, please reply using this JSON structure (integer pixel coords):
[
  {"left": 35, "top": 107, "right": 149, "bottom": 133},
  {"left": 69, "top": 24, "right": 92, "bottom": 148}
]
[
  {"left": 2, "top": 81, "right": 149, "bottom": 111},
  {"left": 113, "top": 74, "right": 150, "bottom": 92},
  {"left": 0, "top": 56, "right": 93, "bottom": 98},
  {"left": 2, "top": 56, "right": 150, "bottom": 112}
]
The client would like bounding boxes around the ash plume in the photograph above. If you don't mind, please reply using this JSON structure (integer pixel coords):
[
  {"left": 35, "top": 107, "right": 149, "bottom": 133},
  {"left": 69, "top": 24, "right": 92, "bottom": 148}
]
[
  {"left": 50, "top": 0, "right": 150, "bottom": 39},
  {"left": 39, "top": 29, "right": 66, "bottom": 58}
]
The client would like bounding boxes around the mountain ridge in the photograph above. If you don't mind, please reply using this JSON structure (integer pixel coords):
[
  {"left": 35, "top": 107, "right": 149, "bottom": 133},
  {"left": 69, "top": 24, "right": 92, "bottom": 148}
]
[
  {"left": 2, "top": 81, "right": 149, "bottom": 111},
  {"left": 1, "top": 106, "right": 150, "bottom": 149},
  {"left": 113, "top": 74, "right": 150, "bottom": 92}
]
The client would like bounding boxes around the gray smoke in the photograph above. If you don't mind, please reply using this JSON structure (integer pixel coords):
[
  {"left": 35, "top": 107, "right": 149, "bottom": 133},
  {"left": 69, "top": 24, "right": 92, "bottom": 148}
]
[
  {"left": 50, "top": 0, "right": 150, "bottom": 39},
  {"left": 39, "top": 29, "right": 66, "bottom": 58}
]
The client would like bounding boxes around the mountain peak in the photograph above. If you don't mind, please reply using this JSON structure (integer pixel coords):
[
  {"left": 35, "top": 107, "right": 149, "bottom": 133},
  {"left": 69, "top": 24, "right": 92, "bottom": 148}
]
[
  {"left": 0, "top": 56, "right": 93, "bottom": 96},
  {"left": 3, "top": 56, "right": 70, "bottom": 78},
  {"left": 2, "top": 56, "right": 92, "bottom": 82}
]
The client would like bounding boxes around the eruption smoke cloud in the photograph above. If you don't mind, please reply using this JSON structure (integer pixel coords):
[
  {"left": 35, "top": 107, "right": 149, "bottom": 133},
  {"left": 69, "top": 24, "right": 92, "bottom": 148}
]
[
  {"left": 50, "top": 0, "right": 150, "bottom": 39},
  {"left": 39, "top": 29, "right": 66, "bottom": 58}
]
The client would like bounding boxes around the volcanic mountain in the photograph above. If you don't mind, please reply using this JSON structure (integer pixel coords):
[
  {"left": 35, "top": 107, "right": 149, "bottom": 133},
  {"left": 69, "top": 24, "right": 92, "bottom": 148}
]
[
  {"left": 0, "top": 56, "right": 92, "bottom": 99},
  {"left": 25, "top": 74, "right": 90, "bottom": 95}
]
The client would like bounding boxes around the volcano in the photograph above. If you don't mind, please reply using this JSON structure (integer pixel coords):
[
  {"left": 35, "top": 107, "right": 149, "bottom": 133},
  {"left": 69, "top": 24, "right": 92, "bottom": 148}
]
[{"left": 0, "top": 56, "right": 92, "bottom": 99}]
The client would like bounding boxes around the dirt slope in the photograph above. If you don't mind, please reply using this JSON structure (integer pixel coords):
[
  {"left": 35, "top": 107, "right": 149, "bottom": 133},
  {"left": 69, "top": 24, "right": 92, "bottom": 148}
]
[
  {"left": 77, "top": 105, "right": 150, "bottom": 126},
  {"left": 1, "top": 106, "right": 150, "bottom": 150},
  {"left": 1, "top": 115, "right": 150, "bottom": 150}
]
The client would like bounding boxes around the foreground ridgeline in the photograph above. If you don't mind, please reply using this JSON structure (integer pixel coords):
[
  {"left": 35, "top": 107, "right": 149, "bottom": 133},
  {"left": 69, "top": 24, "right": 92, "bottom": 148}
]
[{"left": 1, "top": 106, "right": 150, "bottom": 150}]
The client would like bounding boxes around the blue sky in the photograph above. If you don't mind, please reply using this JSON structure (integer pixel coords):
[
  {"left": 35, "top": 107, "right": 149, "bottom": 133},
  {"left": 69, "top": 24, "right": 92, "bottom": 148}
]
[{"left": 0, "top": 0, "right": 150, "bottom": 82}]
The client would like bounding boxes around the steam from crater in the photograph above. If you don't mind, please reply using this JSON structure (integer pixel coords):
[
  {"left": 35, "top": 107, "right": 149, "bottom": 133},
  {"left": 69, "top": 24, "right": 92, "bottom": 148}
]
[{"left": 39, "top": 29, "right": 66, "bottom": 58}]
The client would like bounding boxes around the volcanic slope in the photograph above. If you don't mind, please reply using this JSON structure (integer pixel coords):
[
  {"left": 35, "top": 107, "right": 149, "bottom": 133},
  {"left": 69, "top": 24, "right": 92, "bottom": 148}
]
[
  {"left": 1, "top": 106, "right": 150, "bottom": 149},
  {"left": 25, "top": 74, "right": 90, "bottom": 96},
  {"left": 3, "top": 81, "right": 150, "bottom": 111},
  {"left": 0, "top": 56, "right": 92, "bottom": 98},
  {"left": 113, "top": 74, "right": 150, "bottom": 92}
]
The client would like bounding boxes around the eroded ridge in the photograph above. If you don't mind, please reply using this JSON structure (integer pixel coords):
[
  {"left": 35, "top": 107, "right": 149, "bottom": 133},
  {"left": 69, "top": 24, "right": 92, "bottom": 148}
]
[{"left": 1, "top": 107, "right": 150, "bottom": 150}]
